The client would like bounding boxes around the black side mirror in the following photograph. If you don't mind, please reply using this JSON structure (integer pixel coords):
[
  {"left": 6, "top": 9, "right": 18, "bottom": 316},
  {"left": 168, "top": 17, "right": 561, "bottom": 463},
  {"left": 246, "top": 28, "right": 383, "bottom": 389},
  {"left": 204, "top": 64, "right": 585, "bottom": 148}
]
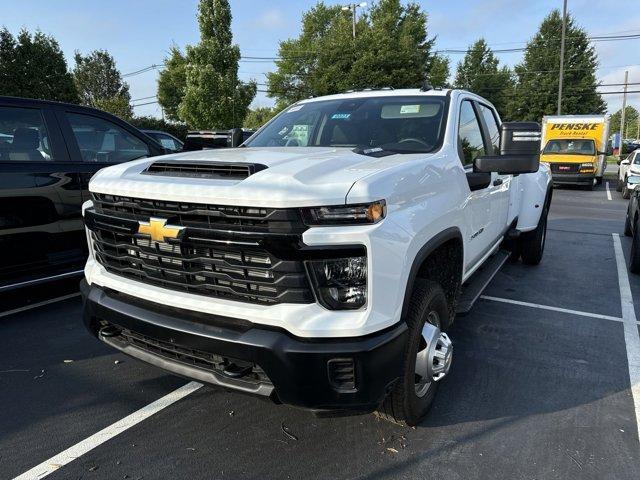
[
  {"left": 474, "top": 121, "right": 541, "bottom": 175},
  {"left": 228, "top": 128, "right": 244, "bottom": 148}
]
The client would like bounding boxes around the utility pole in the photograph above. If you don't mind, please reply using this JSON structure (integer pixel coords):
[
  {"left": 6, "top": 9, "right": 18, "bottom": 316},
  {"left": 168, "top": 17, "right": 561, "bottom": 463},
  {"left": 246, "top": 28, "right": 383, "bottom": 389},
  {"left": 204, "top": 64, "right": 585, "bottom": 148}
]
[
  {"left": 341, "top": 2, "right": 367, "bottom": 39},
  {"left": 619, "top": 70, "right": 629, "bottom": 161},
  {"left": 557, "top": 0, "right": 568, "bottom": 115}
]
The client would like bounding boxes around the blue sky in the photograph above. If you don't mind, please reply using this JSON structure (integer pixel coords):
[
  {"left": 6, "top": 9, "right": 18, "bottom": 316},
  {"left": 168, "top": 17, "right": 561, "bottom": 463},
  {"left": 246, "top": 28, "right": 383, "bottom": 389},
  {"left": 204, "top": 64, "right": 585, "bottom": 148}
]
[{"left": 2, "top": 0, "right": 639, "bottom": 120}]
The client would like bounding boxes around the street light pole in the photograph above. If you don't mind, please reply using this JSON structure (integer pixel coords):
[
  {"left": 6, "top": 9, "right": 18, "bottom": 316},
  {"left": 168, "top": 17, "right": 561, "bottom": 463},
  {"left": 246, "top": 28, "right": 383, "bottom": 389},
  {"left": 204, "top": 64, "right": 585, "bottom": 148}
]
[
  {"left": 619, "top": 70, "right": 629, "bottom": 161},
  {"left": 557, "top": 0, "right": 568, "bottom": 115},
  {"left": 342, "top": 2, "right": 367, "bottom": 39}
]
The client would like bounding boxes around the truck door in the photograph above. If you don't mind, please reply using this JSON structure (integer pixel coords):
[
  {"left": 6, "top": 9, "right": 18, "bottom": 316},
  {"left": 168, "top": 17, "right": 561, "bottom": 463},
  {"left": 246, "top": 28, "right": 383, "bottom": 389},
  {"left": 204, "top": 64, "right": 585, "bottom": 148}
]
[
  {"left": 476, "top": 102, "right": 513, "bottom": 228},
  {"left": 0, "top": 103, "right": 84, "bottom": 289},
  {"left": 458, "top": 99, "right": 500, "bottom": 268}
]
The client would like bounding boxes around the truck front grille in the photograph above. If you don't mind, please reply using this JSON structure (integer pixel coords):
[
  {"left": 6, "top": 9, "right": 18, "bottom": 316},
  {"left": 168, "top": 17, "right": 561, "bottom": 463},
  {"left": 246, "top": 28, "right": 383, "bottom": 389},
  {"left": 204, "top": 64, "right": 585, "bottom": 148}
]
[
  {"left": 550, "top": 163, "right": 580, "bottom": 173},
  {"left": 88, "top": 194, "right": 314, "bottom": 305}
]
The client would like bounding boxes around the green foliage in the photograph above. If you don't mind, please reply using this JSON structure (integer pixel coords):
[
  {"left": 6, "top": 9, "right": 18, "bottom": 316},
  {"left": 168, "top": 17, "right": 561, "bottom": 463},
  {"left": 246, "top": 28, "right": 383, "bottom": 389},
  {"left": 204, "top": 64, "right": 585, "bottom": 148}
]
[
  {"left": 453, "top": 39, "right": 513, "bottom": 114},
  {"left": 159, "top": 0, "right": 256, "bottom": 129},
  {"left": 243, "top": 106, "right": 280, "bottom": 129},
  {"left": 128, "top": 115, "right": 188, "bottom": 141},
  {"left": 610, "top": 106, "right": 639, "bottom": 137},
  {"left": 157, "top": 46, "right": 187, "bottom": 122},
  {"left": 267, "top": 0, "right": 437, "bottom": 106},
  {"left": 73, "top": 49, "right": 132, "bottom": 119},
  {"left": 0, "top": 28, "right": 78, "bottom": 102},
  {"left": 507, "top": 10, "right": 605, "bottom": 121},
  {"left": 428, "top": 55, "right": 450, "bottom": 88}
]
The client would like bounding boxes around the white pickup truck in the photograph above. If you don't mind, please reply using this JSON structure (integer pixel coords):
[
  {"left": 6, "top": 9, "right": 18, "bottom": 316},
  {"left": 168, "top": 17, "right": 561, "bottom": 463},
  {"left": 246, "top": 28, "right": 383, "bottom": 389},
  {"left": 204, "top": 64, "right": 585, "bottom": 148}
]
[{"left": 81, "top": 88, "right": 552, "bottom": 426}]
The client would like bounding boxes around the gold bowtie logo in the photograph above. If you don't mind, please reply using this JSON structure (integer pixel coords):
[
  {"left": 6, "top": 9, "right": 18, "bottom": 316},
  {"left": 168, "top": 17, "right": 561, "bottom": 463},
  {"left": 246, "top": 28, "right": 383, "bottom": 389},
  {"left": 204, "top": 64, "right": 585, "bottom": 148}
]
[{"left": 137, "top": 217, "right": 184, "bottom": 243}]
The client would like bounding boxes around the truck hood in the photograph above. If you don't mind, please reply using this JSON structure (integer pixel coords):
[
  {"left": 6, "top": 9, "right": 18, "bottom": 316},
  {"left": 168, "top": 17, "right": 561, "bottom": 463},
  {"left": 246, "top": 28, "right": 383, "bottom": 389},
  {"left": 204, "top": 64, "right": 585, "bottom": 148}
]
[
  {"left": 89, "top": 147, "right": 425, "bottom": 207},
  {"left": 541, "top": 153, "right": 596, "bottom": 164}
]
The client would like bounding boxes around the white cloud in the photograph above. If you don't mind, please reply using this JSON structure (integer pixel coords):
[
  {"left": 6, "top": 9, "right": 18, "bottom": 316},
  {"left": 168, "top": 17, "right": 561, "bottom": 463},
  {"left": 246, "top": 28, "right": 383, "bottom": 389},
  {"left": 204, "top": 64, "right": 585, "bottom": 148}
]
[
  {"left": 254, "top": 9, "right": 286, "bottom": 30},
  {"left": 599, "top": 65, "right": 640, "bottom": 115}
]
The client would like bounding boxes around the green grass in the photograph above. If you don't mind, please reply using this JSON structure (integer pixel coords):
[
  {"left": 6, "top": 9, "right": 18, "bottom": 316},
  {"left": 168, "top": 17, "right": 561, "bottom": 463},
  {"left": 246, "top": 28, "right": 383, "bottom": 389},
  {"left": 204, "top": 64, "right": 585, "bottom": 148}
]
[{"left": 606, "top": 155, "right": 619, "bottom": 165}]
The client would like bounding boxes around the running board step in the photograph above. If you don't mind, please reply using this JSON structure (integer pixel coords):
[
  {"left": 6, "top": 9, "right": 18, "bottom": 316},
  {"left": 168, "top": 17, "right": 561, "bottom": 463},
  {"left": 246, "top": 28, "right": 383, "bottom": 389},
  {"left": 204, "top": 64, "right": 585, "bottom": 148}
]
[{"left": 456, "top": 250, "right": 510, "bottom": 314}]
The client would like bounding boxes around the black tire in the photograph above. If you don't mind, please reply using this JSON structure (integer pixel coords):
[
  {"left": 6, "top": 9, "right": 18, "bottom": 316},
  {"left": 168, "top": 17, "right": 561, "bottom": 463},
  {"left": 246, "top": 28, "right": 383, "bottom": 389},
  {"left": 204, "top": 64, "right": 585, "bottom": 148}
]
[
  {"left": 623, "top": 182, "right": 631, "bottom": 199},
  {"left": 520, "top": 202, "right": 548, "bottom": 265},
  {"left": 617, "top": 176, "right": 623, "bottom": 192},
  {"left": 629, "top": 220, "right": 640, "bottom": 274},
  {"left": 625, "top": 208, "right": 633, "bottom": 236},
  {"left": 596, "top": 176, "right": 603, "bottom": 186},
  {"left": 585, "top": 181, "right": 594, "bottom": 191},
  {"left": 377, "top": 279, "right": 450, "bottom": 426}
]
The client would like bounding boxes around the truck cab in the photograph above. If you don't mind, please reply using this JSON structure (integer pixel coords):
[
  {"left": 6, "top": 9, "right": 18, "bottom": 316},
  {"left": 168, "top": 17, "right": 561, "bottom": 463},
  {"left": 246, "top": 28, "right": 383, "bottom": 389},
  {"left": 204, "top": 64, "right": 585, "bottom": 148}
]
[
  {"left": 540, "top": 115, "right": 609, "bottom": 189},
  {"left": 81, "top": 88, "right": 551, "bottom": 426}
]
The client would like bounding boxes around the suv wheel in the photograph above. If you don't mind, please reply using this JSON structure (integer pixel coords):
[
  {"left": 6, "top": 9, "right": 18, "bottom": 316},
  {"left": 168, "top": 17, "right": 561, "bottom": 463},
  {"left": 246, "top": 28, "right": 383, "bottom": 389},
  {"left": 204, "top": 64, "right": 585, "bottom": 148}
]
[
  {"left": 623, "top": 178, "right": 631, "bottom": 199},
  {"left": 376, "top": 279, "right": 452, "bottom": 426},
  {"left": 630, "top": 219, "right": 640, "bottom": 274},
  {"left": 617, "top": 176, "right": 623, "bottom": 192},
  {"left": 625, "top": 208, "right": 633, "bottom": 236},
  {"left": 521, "top": 200, "right": 548, "bottom": 265}
]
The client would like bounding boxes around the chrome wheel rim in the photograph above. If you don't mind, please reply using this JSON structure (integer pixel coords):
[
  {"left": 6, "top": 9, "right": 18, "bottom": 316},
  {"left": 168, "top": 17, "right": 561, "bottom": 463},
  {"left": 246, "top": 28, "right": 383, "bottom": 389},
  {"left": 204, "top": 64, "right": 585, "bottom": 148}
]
[{"left": 414, "top": 312, "right": 453, "bottom": 397}]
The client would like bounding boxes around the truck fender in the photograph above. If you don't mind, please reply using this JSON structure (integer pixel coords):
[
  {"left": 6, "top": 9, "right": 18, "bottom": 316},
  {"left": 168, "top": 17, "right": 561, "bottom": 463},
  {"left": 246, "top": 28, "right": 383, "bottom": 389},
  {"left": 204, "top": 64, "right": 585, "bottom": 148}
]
[
  {"left": 401, "top": 227, "right": 463, "bottom": 320},
  {"left": 516, "top": 171, "right": 552, "bottom": 232}
]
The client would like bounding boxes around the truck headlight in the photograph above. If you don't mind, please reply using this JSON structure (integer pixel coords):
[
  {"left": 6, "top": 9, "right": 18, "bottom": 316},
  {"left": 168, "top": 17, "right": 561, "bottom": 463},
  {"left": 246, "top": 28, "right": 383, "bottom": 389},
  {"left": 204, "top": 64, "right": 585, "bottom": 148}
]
[
  {"left": 301, "top": 200, "right": 385, "bottom": 226},
  {"left": 307, "top": 256, "right": 367, "bottom": 309},
  {"left": 579, "top": 162, "right": 595, "bottom": 172}
]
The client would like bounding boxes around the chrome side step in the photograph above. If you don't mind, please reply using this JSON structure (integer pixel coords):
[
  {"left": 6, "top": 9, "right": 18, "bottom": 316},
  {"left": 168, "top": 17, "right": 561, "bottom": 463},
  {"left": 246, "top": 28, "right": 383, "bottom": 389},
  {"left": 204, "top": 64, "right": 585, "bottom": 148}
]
[{"left": 456, "top": 250, "right": 510, "bottom": 314}]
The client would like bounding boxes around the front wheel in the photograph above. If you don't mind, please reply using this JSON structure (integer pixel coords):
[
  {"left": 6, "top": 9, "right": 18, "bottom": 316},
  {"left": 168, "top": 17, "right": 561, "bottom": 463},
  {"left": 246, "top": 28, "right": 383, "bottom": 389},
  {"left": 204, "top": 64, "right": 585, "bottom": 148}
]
[
  {"left": 376, "top": 279, "right": 452, "bottom": 426},
  {"left": 596, "top": 176, "right": 603, "bottom": 186},
  {"left": 617, "top": 176, "right": 623, "bottom": 192},
  {"left": 521, "top": 202, "right": 548, "bottom": 265},
  {"left": 623, "top": 182, "right": 631, "bottom": 199},
  {"left": 625, "top": 208, "right": 633, "bottom": 236}
]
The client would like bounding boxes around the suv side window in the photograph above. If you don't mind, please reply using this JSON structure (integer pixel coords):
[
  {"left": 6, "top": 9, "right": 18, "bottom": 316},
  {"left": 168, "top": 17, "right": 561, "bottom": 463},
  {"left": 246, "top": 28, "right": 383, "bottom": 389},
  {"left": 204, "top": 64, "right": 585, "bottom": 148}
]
[
  {"left": 156, "top": 133, "right": 179, "bottom": 151},
  {"left": 458, "top": 100, "right": 486, "bottom": 166},
  {"left": 67, "top": 113, "right": 149, "bottom": 163},
  {"left": 0, "top": 106, "right": 53, "bottom": 161},
  {"left": 478, "top": 104, "right": 501, "bottom": 154}
]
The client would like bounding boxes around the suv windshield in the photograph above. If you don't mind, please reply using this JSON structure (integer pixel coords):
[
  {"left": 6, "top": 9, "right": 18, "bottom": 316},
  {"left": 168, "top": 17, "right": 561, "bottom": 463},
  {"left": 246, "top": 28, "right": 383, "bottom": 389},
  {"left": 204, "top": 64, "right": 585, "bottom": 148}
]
[
  {"left": 245, "top": 96, "right": 447, "bottom": 154},
  {"left": 543, "top": 139, "right": 595, "bottom": 156}
]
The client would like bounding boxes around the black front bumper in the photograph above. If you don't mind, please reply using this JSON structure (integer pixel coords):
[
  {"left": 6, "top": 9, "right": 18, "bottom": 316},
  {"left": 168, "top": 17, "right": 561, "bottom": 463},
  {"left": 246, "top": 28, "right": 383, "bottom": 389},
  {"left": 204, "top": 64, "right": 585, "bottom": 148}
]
[
  {"left": 81, "top": 280, "right": 407, "bottom": 412},
  {"left": 551, "top": 172, "right": 595, "bottom": 185}
]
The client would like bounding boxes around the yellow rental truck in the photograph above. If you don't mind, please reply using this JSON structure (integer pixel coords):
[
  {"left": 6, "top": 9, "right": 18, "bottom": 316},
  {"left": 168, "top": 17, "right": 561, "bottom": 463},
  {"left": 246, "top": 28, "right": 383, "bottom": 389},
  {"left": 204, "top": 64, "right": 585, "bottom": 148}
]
[{"left": 540, "top": 115, "right": 609, "bottom": 190}]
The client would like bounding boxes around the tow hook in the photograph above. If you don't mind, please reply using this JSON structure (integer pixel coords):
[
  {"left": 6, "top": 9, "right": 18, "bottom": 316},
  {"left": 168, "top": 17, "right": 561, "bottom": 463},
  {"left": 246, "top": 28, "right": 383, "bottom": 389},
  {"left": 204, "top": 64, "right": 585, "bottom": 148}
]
[
  {"left": 99, "top": 325, "right": 120, "bottom": 338},
  {"left": 417, "top": 323, "right": 453, "bottom": 382}
]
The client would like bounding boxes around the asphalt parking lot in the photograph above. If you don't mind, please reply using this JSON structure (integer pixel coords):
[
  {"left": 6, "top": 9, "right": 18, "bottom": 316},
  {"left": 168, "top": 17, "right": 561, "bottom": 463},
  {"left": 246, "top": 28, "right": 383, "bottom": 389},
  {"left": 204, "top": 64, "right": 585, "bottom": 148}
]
[{"left": 2, "top": 179, "right": 640, "bottom": 480}]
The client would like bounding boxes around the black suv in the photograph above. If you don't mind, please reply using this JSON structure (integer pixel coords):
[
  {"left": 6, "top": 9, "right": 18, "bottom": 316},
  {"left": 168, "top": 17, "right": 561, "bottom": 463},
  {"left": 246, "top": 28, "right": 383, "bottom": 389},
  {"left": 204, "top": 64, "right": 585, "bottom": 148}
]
[{"left": 0, "top": 96, "right": 167, "bottom": 292}]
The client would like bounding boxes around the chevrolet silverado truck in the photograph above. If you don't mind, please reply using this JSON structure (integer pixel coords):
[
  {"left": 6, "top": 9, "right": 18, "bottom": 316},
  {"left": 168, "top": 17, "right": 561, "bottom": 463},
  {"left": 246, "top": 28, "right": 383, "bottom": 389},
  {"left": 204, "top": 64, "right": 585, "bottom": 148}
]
[{"left": 81, "top": 87, "right": 552, "bottom": 426}]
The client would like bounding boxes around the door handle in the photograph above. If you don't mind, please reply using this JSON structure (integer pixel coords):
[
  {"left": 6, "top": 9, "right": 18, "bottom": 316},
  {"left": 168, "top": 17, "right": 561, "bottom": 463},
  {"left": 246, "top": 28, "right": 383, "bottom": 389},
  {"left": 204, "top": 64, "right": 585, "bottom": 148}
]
[{"left": 493, "top": 178, "right": 503, "bottom": 186}]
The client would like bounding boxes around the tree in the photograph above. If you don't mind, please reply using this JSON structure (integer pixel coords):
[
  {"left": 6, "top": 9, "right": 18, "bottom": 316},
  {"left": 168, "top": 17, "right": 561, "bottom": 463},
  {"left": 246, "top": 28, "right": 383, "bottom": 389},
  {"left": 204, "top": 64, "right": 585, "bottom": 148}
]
[
  {"left": 243, "top": 106, "right": 280, "bottom": 129},
  {"left": 158, "top": 0, "right": 256, "bottom": 129},
  {"left": 267, "top": 0, "right": 438, "bottom": 107},
  {"left": 157, "top": 45, "right": 187, "bottom": 122},
  {"left": 0, "top": 28, "right": 77, "bottom": 102},
  {"left": 428, "top": 55, "right": 450, "bottom": 88},
  {"left": 507, "top": 10, "right": 605, "bottom": 121},
  {"left": 73, "top": 50, "right": 132, "bottom": 119},
  {"left": 129, "top": 115, "right": 188, "bottom": 142},
  {"left": 610, "top": 106, "right": 639, "bottom": 138},
  {"left": 453, "top": 39, "right": 513, "bottom": 114}
]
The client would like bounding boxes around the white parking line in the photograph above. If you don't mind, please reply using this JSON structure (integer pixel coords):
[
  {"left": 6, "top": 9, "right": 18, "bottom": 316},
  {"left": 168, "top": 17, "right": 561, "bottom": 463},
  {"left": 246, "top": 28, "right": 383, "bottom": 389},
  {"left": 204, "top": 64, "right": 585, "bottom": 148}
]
[
  {"left": 612, "top": 233, "right": 640, "bottom": 443},
  {"left": 480, "top": 295, "right": 633, "bottom": 324},
  {"left": 13, "top": 381, "right": 202, "bottom": 480},
  {"left": 606, "top": 181, "right": 612, "bottom": 201},
  {"left": 0, "top": 293, "right": 81, "bottom": 319}
]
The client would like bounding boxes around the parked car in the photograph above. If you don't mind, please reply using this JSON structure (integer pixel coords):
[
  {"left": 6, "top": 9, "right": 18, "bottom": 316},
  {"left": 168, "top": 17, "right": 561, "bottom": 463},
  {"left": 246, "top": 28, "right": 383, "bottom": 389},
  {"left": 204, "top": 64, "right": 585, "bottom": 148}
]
[
  {"left": 0, "top": 96, "right": 168, "bottom": 292},
  {"left": 141, "top": 129, "right": 183, "bottom": 153},
  {"left": 81, "top": 87, "right": 551, "bottom": 426},
  {"left": 617, "top": 150, "right": 640, "bottom": 198},
  {"left": 183, "top": 129, "right": 255, "bottom": 151},
  {"left": 625, "top": 175, "right": 640, "bottom": 273}
]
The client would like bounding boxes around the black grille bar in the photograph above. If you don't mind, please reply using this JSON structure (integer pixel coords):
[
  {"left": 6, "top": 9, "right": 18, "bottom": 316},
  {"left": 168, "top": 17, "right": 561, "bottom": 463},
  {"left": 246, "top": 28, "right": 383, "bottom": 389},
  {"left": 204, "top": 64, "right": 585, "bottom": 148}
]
[{"left": 144, "top": 160, "right": 267, "bottom": 180}]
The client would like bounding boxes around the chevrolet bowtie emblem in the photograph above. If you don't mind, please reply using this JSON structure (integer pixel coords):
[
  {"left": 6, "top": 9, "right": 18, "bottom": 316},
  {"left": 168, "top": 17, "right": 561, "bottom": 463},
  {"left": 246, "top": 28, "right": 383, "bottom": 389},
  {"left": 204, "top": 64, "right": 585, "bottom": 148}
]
[{"left": 137, "top": 217, "right": 184, "bottom": 243}]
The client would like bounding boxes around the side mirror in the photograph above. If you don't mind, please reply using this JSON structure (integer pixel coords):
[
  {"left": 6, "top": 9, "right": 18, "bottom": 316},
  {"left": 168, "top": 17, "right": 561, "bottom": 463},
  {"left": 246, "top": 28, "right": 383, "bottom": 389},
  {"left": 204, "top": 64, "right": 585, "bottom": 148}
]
[
  {"left": 621, "top": 159, "right": 630, "bottom": 166},
  {"left": 227, "top": 128, "right": 244, "bottom": 148},
  {"left": 474, "top": 121, "right": 541, "bottom": 175}
]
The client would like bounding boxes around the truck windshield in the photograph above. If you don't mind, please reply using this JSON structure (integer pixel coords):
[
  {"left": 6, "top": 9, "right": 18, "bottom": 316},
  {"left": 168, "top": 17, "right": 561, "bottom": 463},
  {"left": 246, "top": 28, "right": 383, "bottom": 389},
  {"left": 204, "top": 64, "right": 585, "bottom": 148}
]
[
  {"left": 543, "top": 139, "right": 595, "bottom": 156},
  {"left": 245, "top": 96, "right": 447, "bottom": 154}
]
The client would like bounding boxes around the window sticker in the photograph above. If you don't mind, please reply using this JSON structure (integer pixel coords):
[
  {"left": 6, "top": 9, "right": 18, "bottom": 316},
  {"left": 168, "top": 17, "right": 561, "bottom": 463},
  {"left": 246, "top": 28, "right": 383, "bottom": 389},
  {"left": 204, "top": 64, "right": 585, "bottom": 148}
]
[
  {"left": 400, "top": 105, "right": 421, "bottom": 114},
  {"left": 331, "top": 113, "right": 351, "bottom": 120},
  {"left": 287, "top": 105, "right": 304, "bottom": 113}
]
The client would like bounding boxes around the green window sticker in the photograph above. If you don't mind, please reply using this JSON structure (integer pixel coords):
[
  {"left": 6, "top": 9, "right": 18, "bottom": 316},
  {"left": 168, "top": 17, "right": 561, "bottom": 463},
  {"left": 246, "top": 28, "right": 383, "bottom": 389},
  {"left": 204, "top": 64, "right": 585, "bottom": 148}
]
[
  {"left": 331, "top": 113, "right": 351, "bottom": 120},
  {"left": 400, "top": 105, "right": 421, "bottom": 114}
]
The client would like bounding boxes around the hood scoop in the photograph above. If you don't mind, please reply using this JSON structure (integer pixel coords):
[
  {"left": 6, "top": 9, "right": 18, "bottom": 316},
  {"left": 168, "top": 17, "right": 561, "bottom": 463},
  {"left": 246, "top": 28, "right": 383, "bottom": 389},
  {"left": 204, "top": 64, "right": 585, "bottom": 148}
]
[{"left": 144, "top": 160, "right": 268, "bottom": 180}]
